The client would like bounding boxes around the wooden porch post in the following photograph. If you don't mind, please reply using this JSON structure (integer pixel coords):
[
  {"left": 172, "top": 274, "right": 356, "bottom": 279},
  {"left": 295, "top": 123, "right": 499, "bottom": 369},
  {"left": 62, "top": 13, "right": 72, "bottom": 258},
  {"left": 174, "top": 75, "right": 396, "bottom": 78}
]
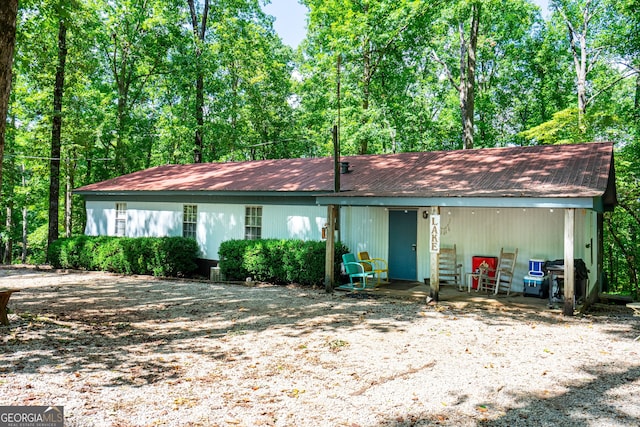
[
  {"left": 429, "top": 206, "right": 440, "bottom": 302},
  {"left": 564, "top": 208, "right": 575, "bottom": 316},
  {"left": 324, "top": 204, "right": 337, "bottom": 293}
]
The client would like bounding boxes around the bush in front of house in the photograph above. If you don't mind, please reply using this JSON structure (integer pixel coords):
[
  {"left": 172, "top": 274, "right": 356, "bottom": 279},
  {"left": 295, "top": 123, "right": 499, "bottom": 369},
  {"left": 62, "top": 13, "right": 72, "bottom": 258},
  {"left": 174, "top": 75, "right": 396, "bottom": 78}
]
[
  {"left": 48, "top": 236, "right": 199, "bottom": 277},
  {"left": 218, "top": 239, "right": 349, "bottom": 286}
]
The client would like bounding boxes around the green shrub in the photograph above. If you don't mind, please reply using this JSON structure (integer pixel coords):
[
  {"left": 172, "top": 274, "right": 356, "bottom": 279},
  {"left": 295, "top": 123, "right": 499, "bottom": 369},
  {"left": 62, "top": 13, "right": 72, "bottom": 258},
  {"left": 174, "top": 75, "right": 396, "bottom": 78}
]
[
  {"left": 218, "top": 239, "right": 253, "bottom": 280},
  {"left": 48, "top": 236, "right": 199, "bottom": 277},
  {"left": 219, "top": 239, "right": 349, "bottom": 286}
]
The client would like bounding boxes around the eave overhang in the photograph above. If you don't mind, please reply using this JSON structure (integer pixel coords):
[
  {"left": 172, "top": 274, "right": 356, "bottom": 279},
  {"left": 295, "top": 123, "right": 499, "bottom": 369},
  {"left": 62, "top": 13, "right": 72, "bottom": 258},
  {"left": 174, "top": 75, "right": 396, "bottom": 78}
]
[{"left": 314, "top": 195, "right": 605, "bottom": 211}]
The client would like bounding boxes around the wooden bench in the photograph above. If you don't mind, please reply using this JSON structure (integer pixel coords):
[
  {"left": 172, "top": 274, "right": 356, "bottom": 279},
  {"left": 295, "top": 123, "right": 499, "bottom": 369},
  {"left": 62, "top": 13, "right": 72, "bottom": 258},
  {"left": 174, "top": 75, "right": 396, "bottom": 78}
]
[{"left": 0, "top": 288, "right": 20, "bottom": 326}]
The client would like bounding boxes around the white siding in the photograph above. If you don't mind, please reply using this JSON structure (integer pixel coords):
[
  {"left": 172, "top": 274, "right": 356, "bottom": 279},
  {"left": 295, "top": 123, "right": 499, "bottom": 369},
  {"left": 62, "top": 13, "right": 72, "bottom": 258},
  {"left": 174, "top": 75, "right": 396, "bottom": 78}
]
[
  {"left": 85, "top": 200, "right": 600, "bottom": 292},
  {"left": 85, "top": 201, "right": 182, "bottom": 238},
  {"left": 340, "top": 206, "right": 389, "bottom": 260},
  {"left": 262, "top": 205, "right": 327, "bottom": 241},
  {"left": 438, "top": 207, "right": 561, "bottom": 291},
  {"left": 84, "top": 200, "right": 328, "bottom": 260},
  {"left": 337, "top": 206, "right": 598, "bottom": 292},
  {"left": 84, "top": 201, "right": 116, "bottom": 236},
  {"left": 576, "top": 208, "right": 598, "bottom": 290},
  {"left": 197, "top": 204, "right": 245, "bottom": 260},
  {"left": 127, "top": 202, "right": 182, "bottom": 237},
  {"left": 432, "top": 207, "right": 600, "bottom": 293}
]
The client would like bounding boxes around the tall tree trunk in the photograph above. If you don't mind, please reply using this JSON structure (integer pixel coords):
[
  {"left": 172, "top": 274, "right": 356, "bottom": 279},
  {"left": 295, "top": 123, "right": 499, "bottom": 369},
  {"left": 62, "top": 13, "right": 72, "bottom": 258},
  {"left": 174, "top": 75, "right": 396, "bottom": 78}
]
[
  {"left": 359, "top": 2, "right": 371, "bottom": 155},
  {"left": 558, "top": 0, "right": 595, "bottom": 132},
  {"left": 114, "top": 92, "right": 128, "bottom": 173},
  {"left": 460, "top": 3, "right": 480, "bottom": 150},
  {"left": 574, "top": 30, "right": 588, "bottom": 129},
  {"left": 64, "top": 157, "right": 74, "bottom": 237},
  {"left": 47, "top": 20, "right": 68, "bottom": 255},
  {"left": 21, "top": 164, "right": 27, "bottom": 264},
  {"left": 2, "top": 113, "right": 15, "bottom": 264},
  {"left": 188, "top": 0, "right": 209, "bottom": 163},
  {"left": 0, "top": 0, "right": 18, "bottom": 203},
  {"left": 361, "top": 37, "right": 371, "bottom": 155},
  {"left": 634, "top": 68, "right": 639, "bottom": 113},
  {"left": 4, "top": 205, "right": 12, "bottom": 264},
  {"left": 21, "top": 205, "right": 27, "bottom": 263}
]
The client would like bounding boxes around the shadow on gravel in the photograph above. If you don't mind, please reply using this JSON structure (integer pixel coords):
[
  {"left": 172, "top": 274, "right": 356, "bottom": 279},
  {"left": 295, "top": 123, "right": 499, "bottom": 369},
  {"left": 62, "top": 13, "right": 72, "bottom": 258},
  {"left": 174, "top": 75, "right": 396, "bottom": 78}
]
[
  {"left": 479, "top": 364, "right": 640, "bottom": 426},
  {"left": 372, "top": 364, "right": 640, "bottom": 426},
  {"left": 1, "top": 268, "right": 420, "bottom": 384},
  {"left": 2, "top": 267, "right": 638, "bottom": 395}
]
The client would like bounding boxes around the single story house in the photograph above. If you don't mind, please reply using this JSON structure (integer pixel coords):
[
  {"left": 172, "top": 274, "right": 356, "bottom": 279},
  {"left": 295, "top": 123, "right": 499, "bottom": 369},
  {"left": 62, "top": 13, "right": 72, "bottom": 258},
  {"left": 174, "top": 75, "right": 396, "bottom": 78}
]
[{"left": 75, "top": 142, "right": 616, "bottom": 308}]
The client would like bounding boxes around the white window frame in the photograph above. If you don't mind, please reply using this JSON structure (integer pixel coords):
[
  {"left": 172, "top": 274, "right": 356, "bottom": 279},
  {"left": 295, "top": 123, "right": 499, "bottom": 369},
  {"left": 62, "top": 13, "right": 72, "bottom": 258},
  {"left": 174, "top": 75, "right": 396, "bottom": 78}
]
[
  {"left": 115, "top": 203, "right": 127, "bottom": 236},
  {"left": 245, "top": 206, "right": 262, "bottom": 240},
  {"left": 183, "top": 204, "right": 197, "bottom": 239}
]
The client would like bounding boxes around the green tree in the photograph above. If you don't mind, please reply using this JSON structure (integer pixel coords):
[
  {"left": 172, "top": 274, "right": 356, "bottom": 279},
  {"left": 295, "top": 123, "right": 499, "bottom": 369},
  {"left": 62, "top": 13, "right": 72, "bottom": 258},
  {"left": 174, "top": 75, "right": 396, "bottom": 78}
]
[
  {"left": 301, "top": 0, "right": 443, "bottom": 155},
  {"left": 47, "top": 14, "right": 69, "bottom": 254},
  {"left": 0, "top": 0, "right": 18, "bottom": 220},
  {"left": 96, "top": 0, "right": 173, "bottom": 175},
  {"left": 187, "top": 0, "right": 209, "bottom": 163}
]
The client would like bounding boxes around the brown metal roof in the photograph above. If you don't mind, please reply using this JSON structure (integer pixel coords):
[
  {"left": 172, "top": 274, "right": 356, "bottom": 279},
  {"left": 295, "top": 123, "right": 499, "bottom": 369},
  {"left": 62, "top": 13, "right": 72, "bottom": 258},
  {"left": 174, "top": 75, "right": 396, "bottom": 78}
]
[{"left": 75, "top": 142, "right": 615, "bottom": 202}]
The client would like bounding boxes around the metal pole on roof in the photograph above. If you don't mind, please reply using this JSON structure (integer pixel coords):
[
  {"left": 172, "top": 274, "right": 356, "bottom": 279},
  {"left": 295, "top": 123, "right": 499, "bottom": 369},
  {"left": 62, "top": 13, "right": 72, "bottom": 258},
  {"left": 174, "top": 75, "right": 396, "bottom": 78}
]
[
  {"left": 333, "top": 125, "right": 340, "bottom": 193},
  {"left": 333, "top": 53, "right": 341, "bottom": 194}
]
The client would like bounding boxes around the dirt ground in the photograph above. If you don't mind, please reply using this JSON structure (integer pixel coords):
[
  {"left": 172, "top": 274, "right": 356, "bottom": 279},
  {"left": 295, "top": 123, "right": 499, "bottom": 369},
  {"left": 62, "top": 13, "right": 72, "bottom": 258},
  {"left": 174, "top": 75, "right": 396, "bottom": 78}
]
[{"left": 1, "top": 266, "right": 639, "bottom": 427}]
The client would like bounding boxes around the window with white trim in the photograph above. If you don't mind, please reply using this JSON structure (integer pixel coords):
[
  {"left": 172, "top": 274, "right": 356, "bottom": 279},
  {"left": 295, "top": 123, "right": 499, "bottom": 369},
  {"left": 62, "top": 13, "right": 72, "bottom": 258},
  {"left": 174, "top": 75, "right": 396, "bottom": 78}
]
[
  {"left": 115, "top": 203, "right": 127, "bottom": 236},
  {"left": 245, "top": 206, "right": 262, "bottom": 240},
  {"left": 183, "top": 204, "right": 197, "bottom": 239}
]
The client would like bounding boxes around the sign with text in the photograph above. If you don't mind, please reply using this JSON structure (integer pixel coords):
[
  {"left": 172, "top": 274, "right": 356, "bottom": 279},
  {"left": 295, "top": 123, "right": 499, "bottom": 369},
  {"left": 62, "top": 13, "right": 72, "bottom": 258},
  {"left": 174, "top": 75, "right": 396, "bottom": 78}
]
[
  {"left": 430, "top": 214, "right": 440, "bottom": 253},
  {"left": 0, "top": 406, "right": 64, "bottom": 427}
]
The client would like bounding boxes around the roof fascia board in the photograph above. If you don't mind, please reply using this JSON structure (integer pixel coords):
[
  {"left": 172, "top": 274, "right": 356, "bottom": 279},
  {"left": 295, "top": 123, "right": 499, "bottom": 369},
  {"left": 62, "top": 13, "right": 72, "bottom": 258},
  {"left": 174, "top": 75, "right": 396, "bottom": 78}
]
[
  {"left": 79, "top": 192, "right": 319, "bottom": 206},
  {"left": 316, "top": 196, "right": 598, "bottom": 210},
  {"left": 74, "top": 190, "right": 323, "bottom": 197}
]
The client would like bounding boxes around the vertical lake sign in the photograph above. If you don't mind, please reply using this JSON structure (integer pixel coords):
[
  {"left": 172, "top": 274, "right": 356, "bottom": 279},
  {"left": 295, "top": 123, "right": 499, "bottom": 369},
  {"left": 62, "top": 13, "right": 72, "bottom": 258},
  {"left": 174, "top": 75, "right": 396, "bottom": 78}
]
[{"left": 430, "top": 214, "right": 440, "bottom": 253}]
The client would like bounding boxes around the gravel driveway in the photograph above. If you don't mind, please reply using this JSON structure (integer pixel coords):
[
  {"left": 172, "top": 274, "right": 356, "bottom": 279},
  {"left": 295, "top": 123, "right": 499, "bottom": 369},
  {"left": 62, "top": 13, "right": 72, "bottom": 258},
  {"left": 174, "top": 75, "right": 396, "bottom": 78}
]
[{"left": 1, "top": 266, "right": 639, "bottom": 426}]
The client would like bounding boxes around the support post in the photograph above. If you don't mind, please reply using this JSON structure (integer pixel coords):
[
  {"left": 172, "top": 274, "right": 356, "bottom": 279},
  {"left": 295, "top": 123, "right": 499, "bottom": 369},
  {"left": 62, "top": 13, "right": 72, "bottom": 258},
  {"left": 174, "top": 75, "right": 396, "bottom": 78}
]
[
  {"left": 564, "top": 208, "right": 575, "bottom": 316},
  {"left": 429, "top": 206, "right": 440, "bottom": 302},
  {"left": 324, "top": 204, "right": 337, "bottom": 293}
]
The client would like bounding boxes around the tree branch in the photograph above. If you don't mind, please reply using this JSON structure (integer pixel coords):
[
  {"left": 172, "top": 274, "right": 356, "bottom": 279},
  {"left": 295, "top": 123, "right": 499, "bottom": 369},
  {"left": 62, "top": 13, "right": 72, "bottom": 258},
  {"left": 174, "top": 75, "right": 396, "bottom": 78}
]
[
  {"left": 431, "top": 49, "right": 460, "bottom": 92},
  {"left": 586, "top": 70, "right": 638, "bottom": 106},
  {"left": 367, "top": 1, "right": 444, "bottom": 82}
]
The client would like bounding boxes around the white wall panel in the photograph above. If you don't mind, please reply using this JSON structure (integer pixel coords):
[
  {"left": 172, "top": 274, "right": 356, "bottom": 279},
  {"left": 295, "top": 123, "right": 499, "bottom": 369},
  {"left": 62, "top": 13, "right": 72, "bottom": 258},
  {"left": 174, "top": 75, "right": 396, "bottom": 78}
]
[
  {"left": 438, "top": 207, "right": 570, "bottom": 292},
  {"left": 127, "top": 202, "right": 181, "bottom": 237},
  {"left": 198, "top": 204, "right": 245, "bottom": 259},
  {"left": 85, "top": 199, "right": 601, "bottom": 290},
  {"left": 340, "top": 206, "right": 389, "bottom": 261},
  {"left": 262, "top": 205, "right": 326, "bottom": 241},
  {"left": 84, "top": 201, "right": 114, "bottom": 236},
  {"left": 576, "top": 209, "right": 598, "bottom": 289}
]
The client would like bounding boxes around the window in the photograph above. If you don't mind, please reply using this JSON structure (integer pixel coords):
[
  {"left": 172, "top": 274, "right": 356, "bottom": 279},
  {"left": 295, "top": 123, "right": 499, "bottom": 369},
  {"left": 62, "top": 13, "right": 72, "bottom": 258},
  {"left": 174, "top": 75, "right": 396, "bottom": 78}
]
[
  {"left": 183, "top": 205, "right": 197, "bottom": 239},
  {"left": 115, "top": 203, "right": 127, "bottom": 236},
  {"left": 245, "top": 206, "right": 262, "bottom": 240}
]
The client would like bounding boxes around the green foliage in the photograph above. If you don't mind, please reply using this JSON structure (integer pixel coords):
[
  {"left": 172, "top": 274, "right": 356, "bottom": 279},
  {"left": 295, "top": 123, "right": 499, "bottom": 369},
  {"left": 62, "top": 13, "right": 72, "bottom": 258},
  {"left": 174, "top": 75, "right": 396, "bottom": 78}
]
[
  {"left": 604, "top": 141, "right": 640, "bottom": 298},
  {"left": 25, "top": 224, "right": 50, "bottom": 265},
  {"left": 48, "top": 236, "right": 199, "bottom": 277},
  {"left": 219, "top": 239, "right": 349, "bottom": 286}
]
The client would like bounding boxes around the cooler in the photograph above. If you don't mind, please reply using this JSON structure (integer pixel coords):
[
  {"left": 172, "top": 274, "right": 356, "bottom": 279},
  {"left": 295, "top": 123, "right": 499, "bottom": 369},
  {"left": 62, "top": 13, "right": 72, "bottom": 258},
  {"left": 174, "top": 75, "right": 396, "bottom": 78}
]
[
  {"left": 523, "top": 275, "right": 548, "bottom": 298},
  {"left": 471, "top": 256, "right": 498, "bottom": 290},
  {"left": 528, "top": 259, "right": 545, "bottom": 277}
]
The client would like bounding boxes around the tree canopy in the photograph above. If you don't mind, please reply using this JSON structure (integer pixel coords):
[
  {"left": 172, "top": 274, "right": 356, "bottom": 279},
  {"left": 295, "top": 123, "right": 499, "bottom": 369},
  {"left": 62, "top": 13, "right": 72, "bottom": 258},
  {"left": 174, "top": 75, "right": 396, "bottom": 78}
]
[{"left": 1, "top": 0, "right": 638, "bottom": 295}]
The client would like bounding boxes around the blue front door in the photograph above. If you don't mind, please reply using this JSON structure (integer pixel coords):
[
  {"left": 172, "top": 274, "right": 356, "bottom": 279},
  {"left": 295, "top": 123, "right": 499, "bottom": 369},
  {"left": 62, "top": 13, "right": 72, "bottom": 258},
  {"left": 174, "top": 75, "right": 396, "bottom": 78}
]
[{"left": 388, "top": 210, "right": 417, "bottom": 280}]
